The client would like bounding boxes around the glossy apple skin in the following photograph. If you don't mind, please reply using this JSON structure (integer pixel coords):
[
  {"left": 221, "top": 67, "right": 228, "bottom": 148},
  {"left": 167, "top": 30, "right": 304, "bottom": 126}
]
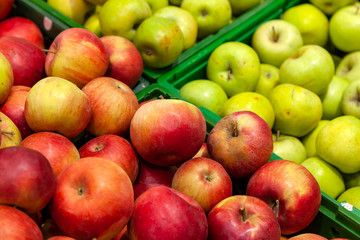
[
  {"left": 0, "top": 51, "right": 13, "bottom": 105},
  {"left": 172, "top": 157, "right": 233, "bottom": 213},
  {"left": 246, "top": 160, "right": 321, "bottom": 235},
  {"left": 45, "top": 28, "right": 109, "bottom": 88},
  {"left": 0, "top": 85, "right": 33, "bottom": 139},
  {"left": 101, "top": 35, "right": 143, "bottom": 88},
  {"left": 82, "top": 77, "right": 139, "bottom": 137},
  {"left": 0, "top": 146, "right": 56, "bottom": 214},
  {"left": 79, "top": 134, "right": 139, "bottom": 183},
  {"left": 0, "top": 16, "right": 45, "bottom": 49},
  {"left": 0, "top": 36, "right": 46, "bottom": 87},
  {"left": 130, "top": 99, "right": 207, "bottom": 166},
  {"left": 288, "top": 233, "right": 327, "bottom": 240},
  {"left": 207, "top": 111, "right": 273, "bottom": 179},
  {"left": 0, "top": 111, "right": 22, "bottom": 148},
  {"left": 113, "top": 226, "right": 129, "bottom": 240},
  {"left": 0, "top": 0, "right": 14, "bottom": 20},
  {"left": 50, "top": 157, "right": 134, "bottom": 240},
  {"left": 207, "top": 195, "right": 281, "bottom": 240},
  {"left": 128, "top": 186, "right": 208, "bottom": 240},
  {"left": 0, "top": 205, "right": 43, "bottom": 240},
  {"left": 192, "top": 142, "right": 211, "bottom": 158},
  {"left": 21, "top": 132, "right": 80, "bottom": 177},
  {"left": 47, "top": 237, "right": 76, "bottom": 240}
]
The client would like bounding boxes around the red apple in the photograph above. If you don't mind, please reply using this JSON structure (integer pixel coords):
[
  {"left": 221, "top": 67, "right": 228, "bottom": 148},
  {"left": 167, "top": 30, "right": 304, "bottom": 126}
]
[
  {"left": 101, "top": 35, "right": 143, "bottom": 88},
  {"left": 0, "top": 16, "right": 45, "bottom": 49},
  {"left": 0, "top": 146, "right": 55, "bottom": 214},
  {"left": 24, "top": 76, "right": 93, "bottom": 139},
  {"left": 113, "top": 226, "right": 129, "bottom": 240},
  {"left": 0, "top": 111, "right": 22, "bottom": 148},
  {"left": 207, "top": 195, "right": 281, "bottom": 240},
  {"left": 82, "top": 77, "right": 139, "bottom": 137},
  {"left": 192, "top": 142, "right": 211, "bottom": 158},
  {"left": 0, "top": 0, "right": 14, "bottom": 20},
  {"left": 47, "top": 237, "right": 77, "bottom": 240},
  {"left": 207, "top": 111, "right": 273, "bottom": 179},
  {"left": 128, "top": 185, "right": 208, "bottom": 240},
  {"left": 79, "top": 134, "right": 139, "bottom": 183},
  {"left": 288, "top": 233, "right": 327, "bottom": 240},
  {"left": 0, "top": 85, "right": 33, "bottom": 138},
  {"left": 171, "top": 157, "right": 233, "bottom": 213},
  {"left": 130, "top": 99, "right": 207, "bottom": 166},
  {"left": 49, "top": 157, "right": 134, "bottom": 240},
  {"left": 21, "top": 131, "right": 80, "bottom": 177},
  {"left": 246, "top": 159, "right": 322, "bottom": 235},
  {"left": 45, "top": 27, "right": 109, "bottom": 88},
  {"left": 0, "top": 205, "right": 43, "bottom": 240}
]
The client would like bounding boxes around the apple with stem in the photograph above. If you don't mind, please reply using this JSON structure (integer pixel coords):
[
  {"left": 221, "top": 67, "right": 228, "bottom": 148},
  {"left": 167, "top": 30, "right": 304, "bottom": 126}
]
[{"left": 273, "top": 132, "right": 307, "bottom": 164}]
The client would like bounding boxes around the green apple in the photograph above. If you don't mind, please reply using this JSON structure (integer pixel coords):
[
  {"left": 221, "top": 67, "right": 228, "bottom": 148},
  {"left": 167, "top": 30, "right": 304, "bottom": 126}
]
[
  {"left": 309, "top": 0, "right": 357, "bottom": 15},
  {"left": 169, "top": 0, "right": 182, "bottom": 5},
  {"left": 251, "top": 19, "right": 303, "bottom": 68},
  {"left": 220, "top": 91, "right": 275, "bottom": 128},
  {"left": 337, "top": 186, "right": 360, "bottom": 210},
  {"left": 83, "top": 12, "right": 102, "bottom": 37},
  {"left": 255, "top": 63, "right": 280, "bottom": 98},
  {"left": 206, "top": 41, "right": 260, "bottom": 97},
  {"left": 343, "top": 172, "right": 360, "bottom": 189},
  {"left": 279, "top": 45, "right": 335, "bottom": 96},
  {"left": 320, "top": 76, "right": 350, "bottom": 120},
  {"left": 99, "top": 0, "right": 152, "bottom": 40},
  {"left": 301, "top": 156, "right": 345, "bottom": 199},
  {"left": 180, "top": 0, "right": 232, "bottom": 39},
  {"left": 153, "top": 6, "right": 197, "bottom": 50},
  {"left": 329, "top": 2, "right": 360, "bottom": 52},
  {"left": 133, "top": 16, "right": 184, "bottom": 68},
  {"left": 272, "top": 133, "right": 307, "bottom": 164},
  {"left": 48, "top": 0, "right": 94, "bottom": 24},
  {"left": 179, "top": 79, "right": 228, "bottom": 116},
  {"left": 301, "top": 120, "right": 329, "bottom": 158},
  {"left": 145, "top": 0, "right": 168, "bottom": 13},
  {"left": 316, "top": 115, "right": 360, "bottom": 174},
  {"left": 228, "top": 0, "right": 261, "bottom": 16},
  {"left": 268, "top": 83, "right": 323, "bottom": 138},
  {"left": 281, "top": 3, "right": 329, "bottom": 46},
  {"left": 341, "top": 79, "right": 360, "bottom": 118},
  {"left": 335, "top": 51, "right": 360, "bottom": 82},
  {"left": 0, "top": 52, "right": 13, "bottom": 105}
]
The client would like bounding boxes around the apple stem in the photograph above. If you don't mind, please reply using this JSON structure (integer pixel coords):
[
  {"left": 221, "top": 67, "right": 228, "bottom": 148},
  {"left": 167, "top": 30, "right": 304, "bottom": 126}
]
[
  {"left": 240, "top": 206, "right": 247, "bottom": 222},
  {"left": 42, "top": 49, "right": 57, "bottom": 54},
  {"left": 227, "top": 68, "right": 232, "bottom": 80},
  {"left": 276, "top": 130, "right": 280, "bottom": 142},
  {"left": 272, "top": 199, "right": 280, "bottom": 219},
  {"left": 159, "top": 95, "right": 165, "bottom": 99},
  {"left": 2, "top": 130, "right": 15, "bottom": 137},
  {"left": 232, "top": 121, "right": 238, "bottom": 137},
  {"left": 272, "top": 26, "right": 279, "bottom": 42}
]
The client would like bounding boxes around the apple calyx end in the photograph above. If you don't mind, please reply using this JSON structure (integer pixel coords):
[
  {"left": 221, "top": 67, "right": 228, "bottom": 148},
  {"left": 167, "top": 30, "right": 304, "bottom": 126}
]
[
  {"left": 78, "top": 187, "right": 85, "bottom": 196},
  {"left": 145, "top": 48, "right": 154, "bottom": 56}
]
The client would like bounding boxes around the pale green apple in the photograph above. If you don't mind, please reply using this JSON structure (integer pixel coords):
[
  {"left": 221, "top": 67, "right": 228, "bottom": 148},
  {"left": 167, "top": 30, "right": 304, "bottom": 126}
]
[
  {"left": 83, "top": 12, "right": 102, "bottom": 36},
  {"left": 281, "top": 3, "right": 329, "bottom": 46},
  {"left": 228, "top": 0, "right": 261, "bottom": 16},
  {"left": 268, "top": 83, "right": 323, "bottom": 138},
  {"left": 255, "top": 63, "right": 280, "bottom": 98},
  {"left": 206, "top": 41, "right": 260, "bottom": 97},
  {"left": 279, "top": 45, "right": 335, "bottom": 96},
  {"left": 180, "top": 0, "right": 232, "bottom": 39},
  {"left": 0, "top": 52, "right": 13, "bottom": 105},
  {"left": 272, "top": 133, "right": 307, "bottom": 164},
  {"left": 133, "top": 16, "right": 184, "bottom": 68},
  {"left": 341, "top": 79, "right": 360, "bottom": 118},
  {"left": 220, "top": 91, "right": 275, "bottom": 128},
  {"left": 154, "top": 6, "right": 197, "bottom": 50},
  {"left": 145, "top": 0, "right": 168, "bottom": 13},
  {"left": 335, "top": 51, "right": 360, "bottom": 82},
  {"left": 301, "top": 156, "right": 345, "bottom": 199},
  {"left": 309, "top": 0, "right": 357, "bottom": 15},
  {"left": 301, "top": 120, "right": 329, "bottom": 158},
  {"left": 337, "top": 186, "right": 360, "bottom": 210},
  {"left": 316, "top": 115, "right": 360, "bottom": 174},
  {"left": 320, "top": 76, "right": 350, "bottom": 120},
  {"left": 99, "top": 0, "right": 152, "bottom": 40},
  {"left": 343, "top": 172, "right": 360, "bottom": 189},
  {"left": 329, "top": 2, "right": 360, "bottom": 52},
  {"left": 179, "top": 79, "right": 228, "bottom": 116},
  {"left": 48, "top": 0, "right": 94, "bottom": 24}
]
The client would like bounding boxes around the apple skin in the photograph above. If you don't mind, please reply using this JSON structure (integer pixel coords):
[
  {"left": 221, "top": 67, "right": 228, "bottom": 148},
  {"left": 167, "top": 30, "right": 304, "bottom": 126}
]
[
  {"left": 341, "top": 79, "right": 360, "bottom": 118},
  {"left": 83, "top": 12, "right": 102, "bottom": 37},
  {"left": 0, "top": 36, "right": 46, "bottom": 87},
  {"left": 207, "top": 195, "right": 281, "bottom": 240},
  {"left": 127, "top": 185, "right": 208, "bottom": 240},
  {"left": 145, "top": 0, "right": 168, "bottom": 13},
  {"left": 0, "top": 146, "right": 56, "bottom": 214},
  {"left": 337, "top": 186, "right": 360, "bottom": 210},
  {"left": 0, "top": 205, "right": 43, "bottom": 240},
  {"left": 47, "top": 0, "right": 94, "bottom": 25},
  {"left": 301, "top": 120, "right": 329, "bottom": 158},
  {"left": 192, "top": 142, "right": 211, "bottom": 159},
  {"left": 207, "top": 111, "right": 273, "bottom": 179},
  {"left": 171, "top": 157, "right": 233, "bottom": 214},
  {"left": 130, "top": 99, "right": 206, "bottom": 166},
  {"left": 335, "top": 51, "right": 360, "bottom": 82},
  {"left": 101, "top": 35, "right": 143, "bottom": 88},
  {"left": 309, "top": 0, "right": 356, "bottom": 15},
  {"left": 47, "top": 237, "right": 76, "bottom": 240},
  {"left": 0, "top": 52, "right": 13, "bottom": 105},
  {"left": 24, "top": 77, "right": 93, "bottom": 139},
  {"left": 272, "top": 133, "right": 307, "bottom": 164},
  {"left": 21, "top": 132, "right": 80, "bottom": 177},
  {"left": 45, "top": 27, "right": 109, "bottom": 88},
  {"left": 49, "top": 157, "right": 134, "bottom": 240},
  {"left": 0, "top": 16, "right": 45, "bottom": 49},
  {"left": 255, "top": 63, "right": 280, "bottom": 98},
  {"left": 0, "top": 85, "right": 33, "bottom": 139},
  {"left": 246, "top": 159, "right": 322, "bottom": 235},
  {"left": 0, "top": 0, "right": 14, "bottom": 20},
  {"left": 79, "top": 134, "right": 139, "bottom": 183},
  {"left": 288, "top": 233, "right": 327, "bottom": 240},
  {"left": 0, "top": 111, "right": 22, "bottom": 148}
]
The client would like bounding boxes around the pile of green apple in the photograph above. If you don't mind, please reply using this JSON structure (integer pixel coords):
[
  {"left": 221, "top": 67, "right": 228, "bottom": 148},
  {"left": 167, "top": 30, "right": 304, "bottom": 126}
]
[
  {"left": 179, "top": 0, "right": 360, "bottom": 210},
  {"left": 46, "top": 0, "right": 265, "bottom": 68}
]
